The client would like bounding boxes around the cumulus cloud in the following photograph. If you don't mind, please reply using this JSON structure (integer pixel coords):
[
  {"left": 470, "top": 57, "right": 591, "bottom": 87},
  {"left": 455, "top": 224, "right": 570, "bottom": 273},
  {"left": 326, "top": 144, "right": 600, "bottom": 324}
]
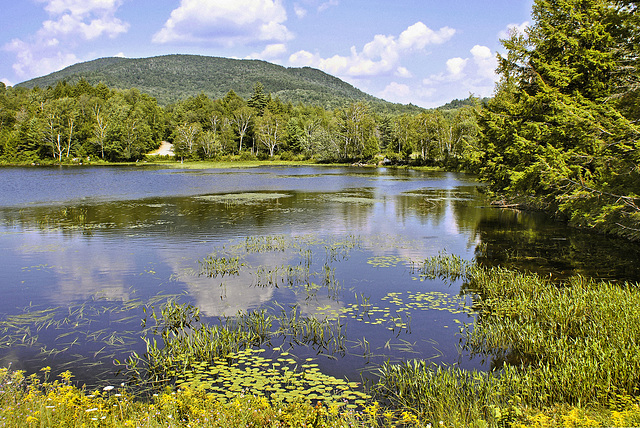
[
  {"left": 152, "top": 0, "right": 293, "bottom": 46},
  {"left": 417, "top": 44, "right": 499, "bottom": 107},
  {"left": 470, "top": 44, "right": 497, "bottom": 79},
  {"left": 395, "top": 67, "right": 412, "bottom": 78},
  {"left": 3, "top": 0, "right": 128, "bottom": 79},
  {"left": 446, "top": 57, "right": 468, "bottom": 77},
  {"left": 288, "top": 21, "right": 455, "bottom": 78},
  {"left": 379, "top": 81, "right": 436, "bottom": 105}
]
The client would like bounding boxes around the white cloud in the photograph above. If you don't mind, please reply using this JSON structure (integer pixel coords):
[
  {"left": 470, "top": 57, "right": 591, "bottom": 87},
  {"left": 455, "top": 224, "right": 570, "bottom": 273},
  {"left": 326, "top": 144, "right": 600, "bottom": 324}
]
[
  {"left": 379, "top": 82, "right": 411, "bottom": 103},
  {"left": 395, "top": 66, "right": 412, "bottom": 78},
  {"left": 152, "top": 0, "right": 293, "bottom": 46},
  {"left": 498, "top": 21, "right": 530, "bottom": 40},
  {"left": 418, "top": 44, "right": 499, "bottom": 107},
  {"left": 379, "top": 81, "right": 436, "bottom": 106},
  {"left": 1, "top": 78, "right": 14, "bottom": 87},
  {"left": 446, "top": 57, "right": 468, "bottom": 77},
  {"left": 470, "top": 44, "right": 497, "bottom": 79},
  {"left": 114, "top": 52, "right": 126, "bottom": 58},
  {"left": 41, "top": 13, "right": 128, "bottom": 40},
  {"left": 247, "top": 43, "right": 288, "bottom": 60},
  {"left": 398, "top": 22, "right": 456, "bottom": 50},
  {"left": 38, "top": 0, "right": 124, "bottom": 16},
  {"left": 3, "top": 0, "right": 128, "bottom": 79},
  {"left": 288, "top": 21, "right": 455, "bottom": 78}
]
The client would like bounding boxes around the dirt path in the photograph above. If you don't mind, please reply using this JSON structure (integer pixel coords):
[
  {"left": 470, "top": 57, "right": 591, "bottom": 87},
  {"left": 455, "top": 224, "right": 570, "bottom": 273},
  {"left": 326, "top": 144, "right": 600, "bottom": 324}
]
[{"left": 148, "top": 141, "right": 174, "bottom": 156}]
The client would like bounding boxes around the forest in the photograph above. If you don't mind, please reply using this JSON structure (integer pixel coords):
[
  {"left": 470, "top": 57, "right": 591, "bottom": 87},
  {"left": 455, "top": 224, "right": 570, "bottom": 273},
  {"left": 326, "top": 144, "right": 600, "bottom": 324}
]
[{"left": 0, "top": 79, "right": 480, "bottom": 168}]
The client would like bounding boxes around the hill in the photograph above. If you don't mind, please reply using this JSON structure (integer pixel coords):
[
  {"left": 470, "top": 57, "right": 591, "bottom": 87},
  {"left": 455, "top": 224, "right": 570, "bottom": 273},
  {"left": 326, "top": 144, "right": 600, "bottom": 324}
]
[{"left": 16, "top": 54, "right": 423, "bottom": 113}]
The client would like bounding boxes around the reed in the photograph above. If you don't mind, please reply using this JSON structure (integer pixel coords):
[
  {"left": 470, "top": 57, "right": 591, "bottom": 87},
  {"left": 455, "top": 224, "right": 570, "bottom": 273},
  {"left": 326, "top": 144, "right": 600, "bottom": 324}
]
[
  {"left": 375, "top": 360, "right": 519, "bottom": 426},
  {"left": 464, "top": 267, "right": 640, "bottom": 406}
]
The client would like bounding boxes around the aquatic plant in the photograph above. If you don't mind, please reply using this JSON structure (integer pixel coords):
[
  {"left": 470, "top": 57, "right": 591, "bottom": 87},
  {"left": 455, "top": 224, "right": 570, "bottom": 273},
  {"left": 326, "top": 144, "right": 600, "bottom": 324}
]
[
  {"left": 374, "top": 360, "right": 518, "bottom": 426},
  {"left": 463, "top": 267, "right": 640, "bottom": 406},
  {"left": 174, "top": 348, "right": 370, "bottom": 407},
  {"left": 195, "top": 192, "right": 291, "bottom": 205},
  {"left": 198, "top": 255, "right": 243, "bottom": 278},
  {"left": 127, "top": 301, "right": 347, "bottom": 389},
  {"left": 0, "top": 367, "right": 385, "bottom": 427},
  {"left": 372, "top": 264, "right": 640, "bottom": 426},
  {"left": 419, "top": 251, "right": 472, "bottom": 281}
]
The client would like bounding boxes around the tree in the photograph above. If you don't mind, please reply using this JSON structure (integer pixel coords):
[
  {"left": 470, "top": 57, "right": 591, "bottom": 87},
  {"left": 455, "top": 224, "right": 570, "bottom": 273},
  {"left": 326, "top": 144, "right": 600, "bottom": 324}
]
[
  {"left": 478, "top": 0, "right": 640, "bottom": 239},
  {"left": 174, "top": 122, "right": 201, "bottom": 160},
  {"left": 336, "top": 102, "right": 378, "bottom": 160},
  {"left": 247, "top": 82, "right": 269, "bottom": 115},
  {"left": 392, "top": 114, "right": 417, "bottom": 158},
  {"left": 232, "top": 106, "right": 253, "bottom": 153},
  {"left": 256, "top": 111, "right": 282, "bottom": 157},
  {"left": 92, "top": 104, "right": 109, "bottom": 159},
  {"left": 42, "top": 97, "right": 77, "bottom": 160},
  {"left": 199, "top": 130, "right": 223, "bottom": 159}
]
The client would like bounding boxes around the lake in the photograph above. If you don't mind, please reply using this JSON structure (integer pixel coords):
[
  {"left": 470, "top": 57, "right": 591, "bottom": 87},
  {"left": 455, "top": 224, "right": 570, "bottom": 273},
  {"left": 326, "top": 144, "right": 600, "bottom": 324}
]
[{"left": 1, "top": 165, "right": 639, "bottom": 388}]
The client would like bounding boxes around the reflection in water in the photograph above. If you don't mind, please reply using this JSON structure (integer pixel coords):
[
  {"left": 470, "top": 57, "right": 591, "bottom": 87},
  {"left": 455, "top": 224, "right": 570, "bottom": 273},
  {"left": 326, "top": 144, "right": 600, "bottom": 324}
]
[
  {"left": 472, "top": 208, "right": 640, "bottom": 281},
  {"left": 0, "top": 165, "right": 639, "bottom": 387}
]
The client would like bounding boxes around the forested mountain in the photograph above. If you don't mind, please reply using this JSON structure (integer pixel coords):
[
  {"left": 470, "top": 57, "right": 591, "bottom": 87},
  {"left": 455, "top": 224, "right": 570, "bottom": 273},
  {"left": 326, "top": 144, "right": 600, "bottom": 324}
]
[{"left": 16, "top": 55, "right": 420, "bottom": 113}]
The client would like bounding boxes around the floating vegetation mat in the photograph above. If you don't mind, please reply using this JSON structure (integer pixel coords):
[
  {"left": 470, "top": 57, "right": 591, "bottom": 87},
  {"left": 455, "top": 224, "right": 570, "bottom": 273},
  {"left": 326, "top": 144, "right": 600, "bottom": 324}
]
[
  {"left": 326, "top": 196, "right": 380, "bottom": 204},
  {"left": 367, "top": 255, "right": 412, "bottom": 268},
  {"left": 174, "top": 348, "right": 370, "bottom": 408},
  {"left": 195, "top": 192, "right": 291, "bottom": 204}
]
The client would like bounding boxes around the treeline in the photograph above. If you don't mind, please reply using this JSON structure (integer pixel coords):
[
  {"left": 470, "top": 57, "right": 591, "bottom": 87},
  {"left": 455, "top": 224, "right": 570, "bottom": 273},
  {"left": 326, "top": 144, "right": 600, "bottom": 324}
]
[
  {"left": 0, "top": 79, "right": 481, "bottom": 167},
  {"left": 0, "top": 80, "right": 164, "bottom": 162},
  {"left": 477, "top": 0, "right": 640, "bottom": 240}
]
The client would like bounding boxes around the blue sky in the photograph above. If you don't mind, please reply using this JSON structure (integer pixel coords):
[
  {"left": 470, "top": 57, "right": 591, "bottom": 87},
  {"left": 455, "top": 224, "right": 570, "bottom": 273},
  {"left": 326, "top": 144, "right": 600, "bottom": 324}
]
[{"left": 1, "top": 0, "right": 533, "bottom": 108}]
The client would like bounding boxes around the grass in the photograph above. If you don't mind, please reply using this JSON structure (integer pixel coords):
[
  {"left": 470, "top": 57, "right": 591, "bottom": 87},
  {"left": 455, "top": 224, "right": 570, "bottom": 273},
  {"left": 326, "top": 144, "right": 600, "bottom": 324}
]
[
  {"left": 463, "top": 267, "right": 640, "bottom": 406},
  {"left": 143, "top": 159, "right": 343, "bottom": 169},
  {"left": 0, "top": 367, "right": 385, "bottom": 428},
  {"left": 370, "top": 257, "right": 640, "bottom": 427},
  {"left": 3, "top": 365, "right": 640, "bottom": 428}
]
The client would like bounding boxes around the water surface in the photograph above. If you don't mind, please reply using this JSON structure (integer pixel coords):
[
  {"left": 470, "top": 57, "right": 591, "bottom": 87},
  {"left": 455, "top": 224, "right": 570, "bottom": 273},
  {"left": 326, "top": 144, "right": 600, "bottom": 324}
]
[{"left": 1, "top": 165, "right": 638, "bottom": 386}]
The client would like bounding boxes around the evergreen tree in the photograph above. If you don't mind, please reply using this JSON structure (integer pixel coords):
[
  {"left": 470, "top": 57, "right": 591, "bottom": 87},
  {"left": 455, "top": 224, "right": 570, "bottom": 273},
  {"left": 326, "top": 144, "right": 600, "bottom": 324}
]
[{"left": 478, "top": 0, "right": 640, "bottom": 239}]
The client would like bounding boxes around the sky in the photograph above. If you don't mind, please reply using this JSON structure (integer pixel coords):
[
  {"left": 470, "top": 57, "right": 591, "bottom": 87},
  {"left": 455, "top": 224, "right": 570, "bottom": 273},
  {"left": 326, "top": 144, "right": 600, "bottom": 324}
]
[{"left": 0, "top": 0, "right": 534, "bottom": 108}]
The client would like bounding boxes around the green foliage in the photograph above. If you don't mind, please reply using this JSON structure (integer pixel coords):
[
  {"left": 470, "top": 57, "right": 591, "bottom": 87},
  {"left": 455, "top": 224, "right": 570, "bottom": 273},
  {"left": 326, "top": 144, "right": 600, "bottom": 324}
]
[
  {"left": 478, "top": 0, "right": 640, "bottom": 240},
  {"left": 3, "top": 65, "right": 485, "bottom": 167},
  {"left": 0, "top": 81, "right": 164, "bottom": 163},
  {"left": 17, "top": 55, "right": 400, "bottom": 111},
  {"left": 374, "top": 261, "right": 640, "bottom": 426}
]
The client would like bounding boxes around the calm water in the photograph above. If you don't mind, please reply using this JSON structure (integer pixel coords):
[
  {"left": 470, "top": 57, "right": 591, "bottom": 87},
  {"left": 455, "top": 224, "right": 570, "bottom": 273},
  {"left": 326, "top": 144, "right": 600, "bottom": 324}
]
[{"left": 1, "top": 165, "right": 639, "bottom": 386}]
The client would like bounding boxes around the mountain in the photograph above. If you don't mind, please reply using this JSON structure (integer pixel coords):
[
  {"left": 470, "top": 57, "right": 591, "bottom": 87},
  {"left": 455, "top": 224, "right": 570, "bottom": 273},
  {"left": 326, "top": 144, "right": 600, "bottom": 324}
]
[{"left": 16, "top": 54, "right": 423, "bottom": 112}]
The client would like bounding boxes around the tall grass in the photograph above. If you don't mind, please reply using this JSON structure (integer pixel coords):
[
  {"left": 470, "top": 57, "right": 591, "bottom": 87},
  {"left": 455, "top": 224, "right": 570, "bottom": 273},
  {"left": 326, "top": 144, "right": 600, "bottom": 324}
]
[
  {"left": 464, "top": 267, "right": 640, "bottom": 406},
  {"left": 373, "top": 257, "right": 640, "bottom": 426}
]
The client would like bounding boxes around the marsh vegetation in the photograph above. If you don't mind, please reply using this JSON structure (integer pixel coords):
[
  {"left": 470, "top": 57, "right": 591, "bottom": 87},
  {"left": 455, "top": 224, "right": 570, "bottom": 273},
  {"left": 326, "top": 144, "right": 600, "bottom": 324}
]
[{"left": 1, "top": 165, "right": 640, "bottom": 427}]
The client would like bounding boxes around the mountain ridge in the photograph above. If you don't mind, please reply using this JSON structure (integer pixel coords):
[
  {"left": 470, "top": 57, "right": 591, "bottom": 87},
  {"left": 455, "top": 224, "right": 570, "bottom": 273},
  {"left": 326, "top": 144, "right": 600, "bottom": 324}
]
[{"left": 16, "top": 54, "right": 422, "bottom": 113}]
